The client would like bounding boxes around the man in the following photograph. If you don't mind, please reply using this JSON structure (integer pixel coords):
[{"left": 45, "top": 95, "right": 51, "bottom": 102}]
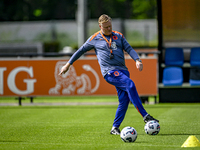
[{"left": 59, "top": 14, "right": 159, "bottom": 135}]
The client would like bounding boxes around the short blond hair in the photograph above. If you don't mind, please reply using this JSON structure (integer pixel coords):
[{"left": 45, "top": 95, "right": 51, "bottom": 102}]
[{"left": 98, "top": 14, "right": 111, "bottom": 25}]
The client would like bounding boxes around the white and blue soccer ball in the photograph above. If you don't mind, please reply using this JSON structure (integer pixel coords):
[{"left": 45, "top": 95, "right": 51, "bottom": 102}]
[
  {"left": 120, "top": 126, "right": 137, "bottom": 142},
  {"left": 144, "top": 120, "right": 160, "bottom": 135}
]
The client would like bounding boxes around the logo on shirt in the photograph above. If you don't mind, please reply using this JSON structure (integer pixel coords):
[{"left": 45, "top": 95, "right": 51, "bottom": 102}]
[
  {"left": 111, "top": 42, "right": 117, "bottom": 50},
  {"left": 113, "top": 36, "right": 118, "bottom": 40},
  {"left": 106, "top": 42, "right": 117, "bottom": 50}
]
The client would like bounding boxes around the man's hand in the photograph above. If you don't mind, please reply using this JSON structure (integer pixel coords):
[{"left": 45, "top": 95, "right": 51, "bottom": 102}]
[
  {"left": 136, "top": 60, "right": 143, "bottom": 71},
  {"left": 59, "top": 62, "right": 71, "bottom": 75}
]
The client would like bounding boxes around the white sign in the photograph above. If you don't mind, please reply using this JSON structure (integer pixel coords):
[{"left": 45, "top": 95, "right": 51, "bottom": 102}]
[{"left": 0, "top": 67, "right": 36, "bottom": 95}]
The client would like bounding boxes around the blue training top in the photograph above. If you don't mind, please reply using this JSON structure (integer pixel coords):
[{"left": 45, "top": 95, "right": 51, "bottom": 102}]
[{"left": 68, "top": 30, "right": 140, "bottom": 77}]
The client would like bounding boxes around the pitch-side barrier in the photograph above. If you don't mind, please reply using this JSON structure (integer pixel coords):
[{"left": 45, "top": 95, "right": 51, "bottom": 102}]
[{"left": 0, "top": 51, "right": 159, "bottom": 105}]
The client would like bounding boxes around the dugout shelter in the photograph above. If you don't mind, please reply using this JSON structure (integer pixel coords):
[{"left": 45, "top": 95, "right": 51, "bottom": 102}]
[{"left": 157, "top": 0, "right": 200, "bottom": 102}]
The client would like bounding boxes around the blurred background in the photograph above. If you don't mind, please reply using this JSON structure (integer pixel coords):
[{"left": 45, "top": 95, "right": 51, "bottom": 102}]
[
  {"left": 0, "top": 0, "right": 158, "bottom": 53},
  {"left": 1, "top": 0, "right": 200, "bottom": 103}
]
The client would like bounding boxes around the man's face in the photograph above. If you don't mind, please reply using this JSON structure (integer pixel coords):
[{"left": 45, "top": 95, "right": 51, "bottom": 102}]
[{"left": 99, "top": 20, "right": 112, "bottom": 35}]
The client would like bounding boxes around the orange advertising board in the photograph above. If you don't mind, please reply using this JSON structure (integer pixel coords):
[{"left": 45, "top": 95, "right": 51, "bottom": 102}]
[{"left": 0, "top": 57, "right": 157, "bottom": 96}]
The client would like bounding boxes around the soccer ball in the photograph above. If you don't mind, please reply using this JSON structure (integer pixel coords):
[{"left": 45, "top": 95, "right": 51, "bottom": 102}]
[
  {"left": 120, "top": 126, "right": 137, "bottom": 142},
  {"left": 144, "top": 120, "right": 160, "bottom": 135}
]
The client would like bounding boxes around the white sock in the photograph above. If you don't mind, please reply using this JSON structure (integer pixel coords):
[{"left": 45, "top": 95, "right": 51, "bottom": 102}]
[
  {"left": 144, "top": 114, "right": 149, "bottom": 119},
  {"left": 112, "top": 126, "right": 117, "bottom": 130}
]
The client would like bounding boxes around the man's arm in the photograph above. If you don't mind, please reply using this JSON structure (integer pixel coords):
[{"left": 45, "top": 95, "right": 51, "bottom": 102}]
[
  {"left": 122, "top": 37, "right": 143, "bottom": 72},
  {"left": 58, "top": 45, "right": 88, "bottom": 76},
  {"left": 58, "top": 35, "right": 95, "bottom": 75},
  {"left": 58, "top": 47, "right": 84, "bottom": 76},
  {"left": 59, "top": 62, "right": 71, "bottom": 75},
  {"left": 136, "top": 59, "right": 143, "bottom": 72}
]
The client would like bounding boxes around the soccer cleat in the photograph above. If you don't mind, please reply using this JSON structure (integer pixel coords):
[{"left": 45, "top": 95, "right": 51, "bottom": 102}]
[
  {"left": 110, "top": 127, "right": 121, "bottom": 135},
  {"left": 143, "top": 114, "right": 159, "bottom": 123}
]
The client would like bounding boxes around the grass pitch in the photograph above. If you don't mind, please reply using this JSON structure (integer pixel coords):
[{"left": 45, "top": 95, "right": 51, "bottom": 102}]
[{"left": 0, "top": 97, "right": 200, "bottom": 150}]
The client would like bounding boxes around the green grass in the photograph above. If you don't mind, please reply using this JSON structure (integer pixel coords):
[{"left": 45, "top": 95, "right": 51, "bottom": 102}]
[
  {"left": 0, "top": 98, "right": 200, "bottom": 150},
  {"left": 0, "top": 96, "right": 119, "bottom": 103},
  {"left": 0, "top": 96, "right": 156, "bottom": 104}
]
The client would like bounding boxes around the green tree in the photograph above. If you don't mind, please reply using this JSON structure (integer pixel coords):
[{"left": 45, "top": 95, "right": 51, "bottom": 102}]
[
  {"left": 132, "top": 0, "right": 157, "bottom": 19},
  {"left": 0, "top": 0, "right": 157, "bottom": 21}
]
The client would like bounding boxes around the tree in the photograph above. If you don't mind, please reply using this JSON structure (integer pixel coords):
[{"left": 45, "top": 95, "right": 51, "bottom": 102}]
[
  {"left": 0, "top": 0, "right": 157, "bottom": 21},
  {"left": 132, "top": 0, "right": 157, "bottom": 19}
]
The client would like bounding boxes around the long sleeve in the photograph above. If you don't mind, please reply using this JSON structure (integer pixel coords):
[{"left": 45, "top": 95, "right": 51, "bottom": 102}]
[
  {"left": 122, "top": 37, "right": 139, "bottom": 61},
  {"left": 68, "top": 36, "right": 95, "bottom": 65}
]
